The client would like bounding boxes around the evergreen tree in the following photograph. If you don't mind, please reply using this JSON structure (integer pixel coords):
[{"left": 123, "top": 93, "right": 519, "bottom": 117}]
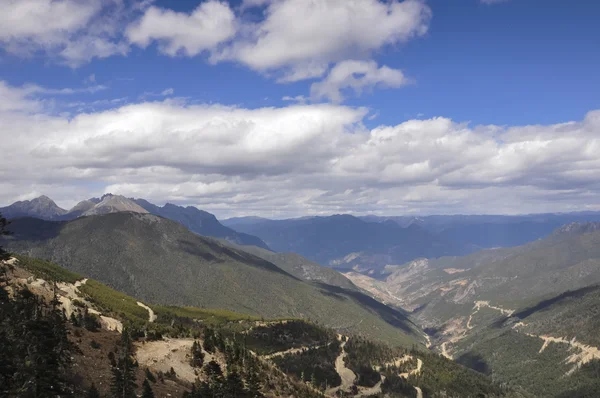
[
  {"left": 141, "top": 378, "right": 155, "bottom": 398},
  {"left": 204, "top": 360, "right": 224, "bottom": 397},
  {"left": 203, "top": 328, "right": 216, "bottom": 353},
  {"left": 197, "top": 381, "right": 213, "bottom": 397},
  {"left": 0, "top": 284, "right": 72, "bottom": 396},
  {"left": 87, "top": 383, "right": 101, "bottom": 398},
  {"left": 0, "top": 212, "right": 10, "bottom": 262},
  {"left": 246, "top": 369, "right": 264, "bottom": 398},
  {"left": 145, "top": 367, "right": 156, "bottom": 383},
  {"left": 225, "top": 371, "right": 246, "bottom": 397},
  {"left": 111, "top": 329, "right": 137, "bottom": 398},
  {"left": 190, "top": 340, "right": 205, "bottom": 368}
]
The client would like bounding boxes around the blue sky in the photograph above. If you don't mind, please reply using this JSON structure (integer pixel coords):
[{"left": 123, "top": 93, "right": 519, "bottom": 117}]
[{"left": 1, "top": 0, "right": 599, "bottom": 217}]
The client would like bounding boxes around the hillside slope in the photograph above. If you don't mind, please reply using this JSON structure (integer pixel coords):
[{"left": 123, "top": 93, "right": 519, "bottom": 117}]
[
  {"left": 2, "top": 255, "right": 519, "bottom": 398},
  {"left": 231, "top": 243, "right": 359, "bottom": 291},
  {"left": 345, "top": 223, "right": 600, "bottom": 397},
  {"left": 2, "top": 213, "right": 422, "bottom": 346}
]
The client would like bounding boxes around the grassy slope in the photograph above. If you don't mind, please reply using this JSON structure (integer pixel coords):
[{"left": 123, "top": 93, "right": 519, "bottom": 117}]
[
  {"left": 14, "top": 254, "right": 82, "bottom": 283},
  {"left": 4, "top": 213, "right": 422, "bottom": 346}
]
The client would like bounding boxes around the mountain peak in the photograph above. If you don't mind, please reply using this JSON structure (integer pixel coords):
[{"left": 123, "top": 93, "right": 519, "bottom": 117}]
[
  {"left": 34, "top": 195, "right": 53, "bottom": 202},
  {"left": 554, "top": 222, "right": 600, "bottom": 236},
  {"left": 82, "top": 194, "right": 148, "bottom": 216},
  {"left": 0, "top": 195, "right": 67, "bottom": 220}
]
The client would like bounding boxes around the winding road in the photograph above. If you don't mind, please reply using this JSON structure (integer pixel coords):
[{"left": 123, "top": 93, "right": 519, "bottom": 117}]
[{"left": 136, "top": 301, "right": 157, "bottom": 322}]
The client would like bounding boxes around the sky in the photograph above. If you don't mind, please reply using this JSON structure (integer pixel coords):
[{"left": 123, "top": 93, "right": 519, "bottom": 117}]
[{"left": 0, "top": 0, "right": 599, "bottom": 218}]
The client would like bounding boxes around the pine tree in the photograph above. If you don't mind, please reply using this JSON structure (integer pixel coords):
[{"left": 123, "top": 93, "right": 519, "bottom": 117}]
[
  {"left": 204, "top": 360, "right": 224, "bottom": 396},
  {"left": 142, "top": 378, "right": 155, "bottom": 398},
  {"left": 225, "top": 371, "right": 245, "bottom": 397},
  {"left": 246, "top": 369, "right": 264, "bottom": 398},
  {"left": 0, "top": 212, "right": 10, "bottom": 262},
  {"left": 111, "top": 329, "right": 137, "bottom": 398},
  {"left": 203, "top": 328, "right": 216, "bottom": 353},
  {"left": 145, "top": 367, "right": 156, "bottom": 383},
  {"left": 190, "top": 340, "right": 205, "bottom": 368},
  {"left": 87, "top": 383, "right": 101, "bottom": 398}
]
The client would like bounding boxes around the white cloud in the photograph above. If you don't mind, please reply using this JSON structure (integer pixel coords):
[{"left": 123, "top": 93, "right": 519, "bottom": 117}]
[
  {"left": 0, "top": 80, "right": 106, "bottom": 114},
  {"left": 126, "top": 1, "right": 236, "bottom": 56},
  {"left": 126, "top": 0, "right": 431, "bottom": 84},
  {"left": 311, "top": 60, "right": 409, "bottom": 102},
  {"left": 139, "top": 88, "right": 175, "bottom": 100},
  {"left": 0, "top": 81, "right": 41, "bottom": 113},
  {"left": 282, "top": 95, "right": 307, "bottom": 104},
  {"left": 216, "top": 0, "right": 431, "bottom": 81},
  {"left": 0, "top": 0, "right": 133, "bottom": 66},
  {"left": 23, "top": 84, "right": 107, "bottom": 95},
  {"left": 2, "top": 79, "right": 600, "bottom": 217},
  {"left": 84, "top": 74, "right": 96, "bottom": 84}
]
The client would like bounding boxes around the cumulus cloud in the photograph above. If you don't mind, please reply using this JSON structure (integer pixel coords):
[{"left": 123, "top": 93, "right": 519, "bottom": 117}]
[
  {"left": 0, "top": 81, "right": 41, "bottom": 113},
  {"left": 1, "top": 80, "right": 600, "bottom": 217},
  {"left": 1, "top": 0, "right": 429, "bottom": 102},
  {"left": 215, "top": 0, "right": 431, "bottom": 81},
  {"left": 0, "top": 0, "right": 133, "bottom": 66},
  {"left": 124, "top": 0, "right": 430, "bottom": 85},
  {"left": 126, "top": 1, "right": 236, "bottom": 56},
  {"left": 311, "top": 60, "right": 409, "bottom": 102}
]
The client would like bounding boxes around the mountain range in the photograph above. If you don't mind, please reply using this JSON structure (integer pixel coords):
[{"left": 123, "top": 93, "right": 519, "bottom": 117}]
[
  {"left": 224, "top": 212, "right": 600, "bottom": 274},
  {"left": 361, "top": 213, "right": 600, "bottom": 248},
  {"left": 3, "top": 195, "right": 600, "bottom": 396},
  {"left": 223, "top": 215, "right": 475, "bottom": 274},
  {"left": 0, "top": 194, "right": 268, "bottom": 249},
  {"left": 1, "top": 212, "right": 422, "bottom": 346}
]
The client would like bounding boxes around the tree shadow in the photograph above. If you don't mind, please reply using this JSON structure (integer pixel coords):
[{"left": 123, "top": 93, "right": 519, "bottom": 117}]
[
  {"left": 456, "top": 352, "right": 491, "bottom": 375},
  {"left": 1, "top": 217, "right": 64, "bottom": 241},
  {"left": 513, "top": 284, "right": 600, "bottom": 320},
  {"left": 314, "top": 282, "right": 419, "bottom": 336}
]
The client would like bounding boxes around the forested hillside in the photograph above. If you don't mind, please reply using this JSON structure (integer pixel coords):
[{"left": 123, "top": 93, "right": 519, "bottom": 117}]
[
  {"left": 0, "top": 249, "right": 522, "bottom": 398},
  {"left": 1, "top": 212, "right": 422, "bottom": 346}
]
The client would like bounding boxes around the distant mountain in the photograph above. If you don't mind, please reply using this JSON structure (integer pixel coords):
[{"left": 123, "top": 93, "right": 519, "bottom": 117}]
[
  {"left": 2, "top": 212, "right": 422, "bottom": 346},
  {"left": 66, "top": 198, "right": 101, "bottom": 218},
  {"left": 227, "top": 214, "right": 472, "bottom": 273},
  {"left": 363, "top": 213, "right": 600, "bottom": 249},
  {"left": 80, "top": 194, "right": 148, "bottom": 216},
  {"left": 1, "top": 195, "right": 268, "bottom": 250},
  {"left": 0, "top": 195, "right": 68, "bottom": 220},
  {"left": 133, "top": 199, "right": 269, "bottom": 249},
  {"left": 221, "top": 216, "right": 272, "bottom": 228}
]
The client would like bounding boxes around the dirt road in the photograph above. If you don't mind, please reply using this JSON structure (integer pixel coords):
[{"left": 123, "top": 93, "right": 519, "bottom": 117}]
[{"left": 137, "top": 301, "right": 157, "bottom": 322}]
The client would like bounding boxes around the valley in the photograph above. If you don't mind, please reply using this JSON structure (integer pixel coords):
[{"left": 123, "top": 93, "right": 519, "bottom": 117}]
[
  {"left": 1, "top": 255, "right": 515, "bottom": 397},
  {"left": 343, "top": 223, "right": 600, "bottom": 397},
  {"left": 3, "top": 3, "right": 599, "bottom": 396},
  {"left": 2, "top": 200, "right": 600, "bottom": 397}
]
